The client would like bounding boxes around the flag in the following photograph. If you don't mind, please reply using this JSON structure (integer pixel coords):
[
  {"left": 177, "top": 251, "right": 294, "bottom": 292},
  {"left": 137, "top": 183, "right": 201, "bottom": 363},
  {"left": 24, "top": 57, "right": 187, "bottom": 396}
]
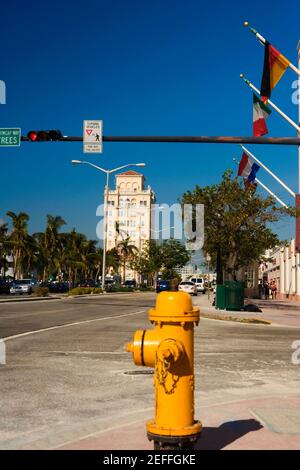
[
  {"left": 238, "top": 152, "right": 260, "bottom": 182},
  {"left": 253, "top": 93, "right": 271, "bottom": 136},
  {"left": 260, "top": 41, "right": 290, "bottom": 102}
]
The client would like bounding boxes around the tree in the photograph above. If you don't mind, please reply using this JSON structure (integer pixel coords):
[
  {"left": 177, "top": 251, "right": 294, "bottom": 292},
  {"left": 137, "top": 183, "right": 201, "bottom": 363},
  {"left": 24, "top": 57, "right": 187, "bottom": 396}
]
[
  {"left": 0, "top": 222, "right": 8, "bottom": 278},
  {"left": 33, "top": 215, "right": 66, "bottom": 281},
  {"left": 160, "top": 239, "right": 190, "bottom": 279},
  {"left": 130, "top": 239, "right": 190, "bottom": 284},
  {"left": 180, "top": 170, "right": 293, "bottom": 281},
  {"left": 117, "top": 237, "right": 138, "bottom": 282},
  {"left": 6, "top": 211, "right": 30, "bottom": 279},
  {"left": 129, "top": 240, "right": 162, "bottom": 285}
]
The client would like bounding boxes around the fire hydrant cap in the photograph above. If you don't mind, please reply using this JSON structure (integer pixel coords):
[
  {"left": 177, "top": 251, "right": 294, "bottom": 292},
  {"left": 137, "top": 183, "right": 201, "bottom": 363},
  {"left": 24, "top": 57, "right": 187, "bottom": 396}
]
[{"left": 149, "top": 291, "right": 200, "bottom": 323}]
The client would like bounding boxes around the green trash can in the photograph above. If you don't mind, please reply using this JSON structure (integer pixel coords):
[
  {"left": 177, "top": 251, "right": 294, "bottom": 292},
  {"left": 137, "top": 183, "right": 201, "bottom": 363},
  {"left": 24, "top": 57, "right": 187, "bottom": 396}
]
[
  {"left": 216, "top": 284, "right": 226, "bottom": 310},
  {"left": 224, "top": 281, "right": 244, "bottom": 311},
  {"left": 216, "top": 281, "right": 244, "bottom": 311}
]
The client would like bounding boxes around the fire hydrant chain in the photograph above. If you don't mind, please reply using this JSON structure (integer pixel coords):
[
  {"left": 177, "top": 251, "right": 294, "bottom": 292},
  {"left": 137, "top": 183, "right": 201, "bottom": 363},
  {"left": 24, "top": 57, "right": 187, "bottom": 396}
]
[{"left": 156, "top": 355, "right": 179, "bottom": 395}]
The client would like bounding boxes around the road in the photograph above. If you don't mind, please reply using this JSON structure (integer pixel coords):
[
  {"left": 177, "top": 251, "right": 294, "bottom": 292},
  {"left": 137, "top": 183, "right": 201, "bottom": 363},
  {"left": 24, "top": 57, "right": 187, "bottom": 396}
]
[{"left": 0, "top": 292, "right": 300, "bottom": 450}]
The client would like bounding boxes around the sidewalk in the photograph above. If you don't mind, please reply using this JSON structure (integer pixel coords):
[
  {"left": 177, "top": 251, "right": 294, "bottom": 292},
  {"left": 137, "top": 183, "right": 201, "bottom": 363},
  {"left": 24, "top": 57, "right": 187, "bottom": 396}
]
[
  {"left": 56, "top": 395, "right": 300, "bottom": 450},
  {"left": 193, "top": 294, "right": 300, "bottom": 328}
]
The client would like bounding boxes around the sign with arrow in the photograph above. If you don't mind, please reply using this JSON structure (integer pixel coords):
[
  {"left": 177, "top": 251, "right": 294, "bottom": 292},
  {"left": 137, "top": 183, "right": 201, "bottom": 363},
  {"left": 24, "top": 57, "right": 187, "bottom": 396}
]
[{"left": 83, "top": 120, "right": 103, "bottom": 153}]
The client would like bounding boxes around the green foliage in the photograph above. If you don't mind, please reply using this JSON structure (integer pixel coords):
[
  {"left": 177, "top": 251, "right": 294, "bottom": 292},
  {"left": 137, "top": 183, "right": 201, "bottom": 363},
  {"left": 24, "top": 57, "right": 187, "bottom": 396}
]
[
  {"left": 180, "top": 170, "right": 293, "bottom": 279},
  {"left": 68, "top": 287, "right": 103, "bottom": 296},
  {"left": 130, "top": 239, "right": 189, "bottom": 282}
]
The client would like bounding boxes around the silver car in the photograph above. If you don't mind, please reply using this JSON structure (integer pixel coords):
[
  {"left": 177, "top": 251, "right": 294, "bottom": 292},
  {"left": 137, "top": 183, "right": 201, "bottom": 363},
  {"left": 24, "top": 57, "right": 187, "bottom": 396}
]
[
  {"left": 10, "top": 279, "right": 36, "bottom": 295},
  {"left": 178, "top": 281, "right": 198, "bottom": 296}
]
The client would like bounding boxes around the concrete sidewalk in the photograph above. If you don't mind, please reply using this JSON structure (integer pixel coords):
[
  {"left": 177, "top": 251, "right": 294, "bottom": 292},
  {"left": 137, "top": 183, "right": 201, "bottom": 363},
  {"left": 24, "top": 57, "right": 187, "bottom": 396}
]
[
  {"left": 193, "top": 294, "right": 300, "bottom": 328},
  {"left": 56, "top": 395, "right": 300, "bottom": 450}
]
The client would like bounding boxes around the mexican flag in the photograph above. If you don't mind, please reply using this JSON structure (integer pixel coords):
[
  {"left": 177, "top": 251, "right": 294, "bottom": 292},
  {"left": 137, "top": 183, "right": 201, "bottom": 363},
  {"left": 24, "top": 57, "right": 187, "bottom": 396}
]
[{"left": 253, "top": 93, "right": 271, "bottom": 137}]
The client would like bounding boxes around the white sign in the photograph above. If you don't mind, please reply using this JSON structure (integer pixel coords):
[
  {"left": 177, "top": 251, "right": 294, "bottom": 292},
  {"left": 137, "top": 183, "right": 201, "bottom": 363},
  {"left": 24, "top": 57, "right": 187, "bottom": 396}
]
[{"left": 83, "top": 120, "right": 103, "bottom": 153}]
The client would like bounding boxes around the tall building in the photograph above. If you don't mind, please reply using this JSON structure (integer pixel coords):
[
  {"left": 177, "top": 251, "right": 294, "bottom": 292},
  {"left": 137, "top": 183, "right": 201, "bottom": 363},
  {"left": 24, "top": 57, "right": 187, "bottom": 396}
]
[{"left": 105, "top": 170, "right": 155, "bottom": 279}]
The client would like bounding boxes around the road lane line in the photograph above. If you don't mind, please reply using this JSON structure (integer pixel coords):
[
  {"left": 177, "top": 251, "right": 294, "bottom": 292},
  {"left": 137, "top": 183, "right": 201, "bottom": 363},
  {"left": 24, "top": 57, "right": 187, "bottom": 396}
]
[{"left": 2, "top": 310, "right": 146, "bottom": 342}]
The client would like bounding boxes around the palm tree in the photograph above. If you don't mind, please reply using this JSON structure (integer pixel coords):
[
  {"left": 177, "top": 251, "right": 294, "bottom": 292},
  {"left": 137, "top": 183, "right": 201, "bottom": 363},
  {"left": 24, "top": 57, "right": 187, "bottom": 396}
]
[
  {"left": 0, "top": 222, "right": 8, "bottom": 278},
  {"left": 34, "top": 215, "right": 66, "bottom": 281},
  {"left": 117, "top": 237, "right": 138, "bottom": 282},
  {"left": 6, "top": 211, "right": 30, "bottom": 279}
]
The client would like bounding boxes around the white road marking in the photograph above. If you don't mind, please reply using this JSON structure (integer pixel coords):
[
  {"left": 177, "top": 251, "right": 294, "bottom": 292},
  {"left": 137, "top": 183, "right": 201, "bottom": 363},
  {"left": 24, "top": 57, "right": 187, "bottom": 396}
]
[{"left": 2, "top": 310, "right": 146, "bottom": 343}]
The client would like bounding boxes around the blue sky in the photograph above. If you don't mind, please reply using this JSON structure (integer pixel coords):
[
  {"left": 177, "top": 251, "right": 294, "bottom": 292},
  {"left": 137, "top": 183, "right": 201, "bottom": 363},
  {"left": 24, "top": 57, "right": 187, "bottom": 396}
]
[{"left": 0, "top": 0, "right": 299, "bottom": 242}]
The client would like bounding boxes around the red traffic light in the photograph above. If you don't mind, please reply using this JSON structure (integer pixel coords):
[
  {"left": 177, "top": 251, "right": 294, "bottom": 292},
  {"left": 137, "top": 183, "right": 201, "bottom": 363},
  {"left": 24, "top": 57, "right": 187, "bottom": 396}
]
[
  {"left": 27, "top": 131, "right": 38, "bottom": 141},
  {"left": 27, "top": 130, "right": 63, "bottom": 142}
]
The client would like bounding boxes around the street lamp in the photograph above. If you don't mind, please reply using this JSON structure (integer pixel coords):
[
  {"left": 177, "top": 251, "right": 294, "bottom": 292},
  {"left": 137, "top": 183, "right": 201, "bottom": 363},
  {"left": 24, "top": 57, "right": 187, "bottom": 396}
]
[{"left": 72, "top": 160, "right": 146, "bottom": 290}]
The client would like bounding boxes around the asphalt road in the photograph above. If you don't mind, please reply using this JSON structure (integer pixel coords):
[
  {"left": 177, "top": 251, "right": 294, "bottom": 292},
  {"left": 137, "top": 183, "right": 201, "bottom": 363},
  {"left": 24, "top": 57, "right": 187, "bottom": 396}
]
[{"left": 0, "top": 292, "right": 300, "bottom": 449}]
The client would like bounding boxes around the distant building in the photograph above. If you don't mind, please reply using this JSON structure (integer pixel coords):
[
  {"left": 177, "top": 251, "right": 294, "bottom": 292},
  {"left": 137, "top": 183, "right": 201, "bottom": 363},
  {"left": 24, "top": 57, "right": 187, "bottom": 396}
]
[{"left": 105, "top": 170, "right": 155, "bottom": 280}]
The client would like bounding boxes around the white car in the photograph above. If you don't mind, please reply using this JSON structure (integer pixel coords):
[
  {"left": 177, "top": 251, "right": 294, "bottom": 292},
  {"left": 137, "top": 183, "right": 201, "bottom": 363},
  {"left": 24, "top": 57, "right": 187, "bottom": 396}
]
[
  {"left": 10, "top": 279, "right": 36, "bottom": 295},
  {"left": 178, "top": 281, "right": 197, "bottom": 296},
  {"left": 190, "top": 277, "right": 206, "bottom": 293}
]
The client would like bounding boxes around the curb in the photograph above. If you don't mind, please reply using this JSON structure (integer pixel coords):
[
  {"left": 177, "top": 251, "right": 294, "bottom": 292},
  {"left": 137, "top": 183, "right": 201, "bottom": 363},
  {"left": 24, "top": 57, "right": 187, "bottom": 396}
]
[
  {"left": 0, "top": 296, "right": 62, "bottom": 303},
  {"left": 201, "top": 312, "right": 272, "bottom": 325}
]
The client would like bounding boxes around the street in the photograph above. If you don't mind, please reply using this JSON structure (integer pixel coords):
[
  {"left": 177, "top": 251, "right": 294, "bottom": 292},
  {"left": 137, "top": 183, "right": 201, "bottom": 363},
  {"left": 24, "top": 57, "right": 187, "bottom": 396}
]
[{"left": 1, "top": 292, "right": 300, "bottom": 450}]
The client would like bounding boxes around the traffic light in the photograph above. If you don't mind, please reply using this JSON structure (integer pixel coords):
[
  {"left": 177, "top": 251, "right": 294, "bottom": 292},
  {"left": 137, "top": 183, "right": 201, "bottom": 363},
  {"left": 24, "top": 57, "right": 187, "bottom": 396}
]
[{"left": 27, "top": 130, "right": 63, "bottom": 142}]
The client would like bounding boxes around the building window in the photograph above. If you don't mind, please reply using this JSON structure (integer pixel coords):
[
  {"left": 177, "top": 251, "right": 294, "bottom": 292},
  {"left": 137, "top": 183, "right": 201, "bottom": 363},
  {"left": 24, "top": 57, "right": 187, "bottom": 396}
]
[{"left": 108, "top": 200, "right": 115, "bottom": 206}]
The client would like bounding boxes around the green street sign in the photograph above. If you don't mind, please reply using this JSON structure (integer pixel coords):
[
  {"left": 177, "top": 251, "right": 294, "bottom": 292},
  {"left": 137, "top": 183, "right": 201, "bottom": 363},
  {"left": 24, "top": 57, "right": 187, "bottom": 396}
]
[{"left": 0, "top": 128, "right": 21, "bottom": 147}]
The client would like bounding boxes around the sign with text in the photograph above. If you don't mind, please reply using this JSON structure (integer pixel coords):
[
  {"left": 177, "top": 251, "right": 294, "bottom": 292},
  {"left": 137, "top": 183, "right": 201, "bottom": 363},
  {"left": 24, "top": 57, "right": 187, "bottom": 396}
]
[
  {"left": 83, "top": 120, "right": 102, "bottom": 153},
  {"left": 0, "top": 128, "right": 21, "bottom": 147}
]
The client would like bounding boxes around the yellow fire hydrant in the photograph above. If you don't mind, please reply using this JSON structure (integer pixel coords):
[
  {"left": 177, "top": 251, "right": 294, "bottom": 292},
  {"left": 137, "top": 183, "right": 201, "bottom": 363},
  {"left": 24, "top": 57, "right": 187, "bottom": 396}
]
[{"left": 126, "top": 291, "right": 202, "bottom": 450}]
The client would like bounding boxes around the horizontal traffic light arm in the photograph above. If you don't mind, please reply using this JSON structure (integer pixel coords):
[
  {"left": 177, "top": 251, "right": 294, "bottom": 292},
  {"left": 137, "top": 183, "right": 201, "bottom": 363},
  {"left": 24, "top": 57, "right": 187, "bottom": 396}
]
[{"left": 22, "top": 134, "right": 300, "bottom": 145}]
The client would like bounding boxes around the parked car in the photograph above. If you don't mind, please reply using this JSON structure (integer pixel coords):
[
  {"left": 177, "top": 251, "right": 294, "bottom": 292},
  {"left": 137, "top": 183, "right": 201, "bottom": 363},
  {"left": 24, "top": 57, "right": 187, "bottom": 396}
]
[
  {"left": 178, "top": 281, "right": 197, "bottom": 296},
  {"left": 77, "top": 279, "right": 99, "bottom": 288},
  {"left": 10, "top": 279, "right": 37, "bottom": 295},
  {"left": 156, "top": 279, "right": 171, "bottom": 293},
  {"left": 123, "top": 280, "right": 137, "bottom": 289},
  {"left": 45, "top": 281, "right": 70, "bottom": 293},
  {"left": 0, "top": 279, "right": 11, "bottom": 295},
  {"left": 190, "top": 277, "right": 206, "bottom": 293}
]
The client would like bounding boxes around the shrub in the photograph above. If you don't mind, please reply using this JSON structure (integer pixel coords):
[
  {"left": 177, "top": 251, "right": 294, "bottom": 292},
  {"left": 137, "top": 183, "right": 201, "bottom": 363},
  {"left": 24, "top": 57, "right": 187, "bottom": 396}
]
[
  {"left": 68, "top": 287, "right": 103, "bottom": 296},
  {"left": 32, "top": 286, "right": 49, "bottom": 297}
]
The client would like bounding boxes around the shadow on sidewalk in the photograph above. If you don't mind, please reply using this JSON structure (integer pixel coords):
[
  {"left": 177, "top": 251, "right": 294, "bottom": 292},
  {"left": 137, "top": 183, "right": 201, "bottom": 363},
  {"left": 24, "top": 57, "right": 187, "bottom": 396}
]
[{"left": 195, "top": 419, "right": 263, "bottom": 450}]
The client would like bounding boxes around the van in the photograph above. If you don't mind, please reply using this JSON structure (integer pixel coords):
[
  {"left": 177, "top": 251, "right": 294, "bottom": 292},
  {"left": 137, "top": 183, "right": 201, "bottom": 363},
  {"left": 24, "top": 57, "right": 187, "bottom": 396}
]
[{"left": 190, "top": 277, "right": 206, "bottom": 293}]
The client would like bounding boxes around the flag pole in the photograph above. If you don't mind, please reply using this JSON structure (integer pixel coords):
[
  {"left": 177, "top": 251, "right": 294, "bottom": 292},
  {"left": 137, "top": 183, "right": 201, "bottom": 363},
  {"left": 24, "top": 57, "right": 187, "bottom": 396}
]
[
  {"left": 240, "top": 74, "right": 300, "bottom": 133},
  {"left": 244, "top": 21, "right": 300, "bottom": 77},
  {"left": 255, "top": 177, "right": 288, "bottom": 208},
  {"left": 297, "top": 40, "right": 300, "bottom": 193},
  {"left": 233, "top": 159, "right": 288, "bottom": 207},
  {"left": 240, "top": 145, "right": 296, "bottom": 198}
]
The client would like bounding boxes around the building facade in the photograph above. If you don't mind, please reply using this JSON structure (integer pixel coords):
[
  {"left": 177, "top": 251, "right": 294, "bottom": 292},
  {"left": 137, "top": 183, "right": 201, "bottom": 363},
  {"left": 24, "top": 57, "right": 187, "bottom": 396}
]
[
  {"left": 260, "top": 239, "right": 300, "bottom": 301},
  {"left": 105, "top": 170, "right": 155, "bottom": 280}
]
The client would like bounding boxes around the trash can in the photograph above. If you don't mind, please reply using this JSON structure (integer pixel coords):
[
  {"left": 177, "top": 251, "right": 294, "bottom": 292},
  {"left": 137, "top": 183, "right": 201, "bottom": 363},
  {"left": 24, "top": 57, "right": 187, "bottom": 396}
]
[
  {"left": 215, "top": 284, "right": 226, "bottom": 310},
  {"left": 215, "top": 281, "right": 244, "bottom": 311}
]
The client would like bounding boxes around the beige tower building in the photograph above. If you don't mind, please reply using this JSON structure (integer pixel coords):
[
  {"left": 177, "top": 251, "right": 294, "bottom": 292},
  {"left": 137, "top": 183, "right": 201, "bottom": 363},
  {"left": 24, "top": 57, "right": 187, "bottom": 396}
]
[{"left": 106, "top": 170, "right": 155, "bottom": 280}]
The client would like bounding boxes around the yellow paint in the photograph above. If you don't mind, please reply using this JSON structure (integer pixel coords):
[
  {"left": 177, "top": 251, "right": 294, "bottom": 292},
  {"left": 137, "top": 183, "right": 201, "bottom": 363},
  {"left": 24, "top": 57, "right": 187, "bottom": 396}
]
[{"left": 125, "top": 291, "right": 202, "bottom": 439}]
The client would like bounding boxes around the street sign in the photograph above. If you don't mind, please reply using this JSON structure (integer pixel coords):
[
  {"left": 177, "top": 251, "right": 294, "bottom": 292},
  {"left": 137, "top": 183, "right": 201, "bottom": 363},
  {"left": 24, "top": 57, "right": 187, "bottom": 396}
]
[
  {"left": 83, "top": 120, "right": 102, "bottom": 153},
  {"left": 0, "top": 128, "right": 21, "bottom": 147}
]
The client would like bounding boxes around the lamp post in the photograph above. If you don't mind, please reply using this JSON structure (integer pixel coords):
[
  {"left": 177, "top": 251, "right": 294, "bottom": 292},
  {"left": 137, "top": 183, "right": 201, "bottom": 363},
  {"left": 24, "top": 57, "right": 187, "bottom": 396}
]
[
  {"left": 206, "top": 253, "right": 211, "bottom": 300},
  {"left": 72, "top": 160, "right": 145, "bottom": 290}
]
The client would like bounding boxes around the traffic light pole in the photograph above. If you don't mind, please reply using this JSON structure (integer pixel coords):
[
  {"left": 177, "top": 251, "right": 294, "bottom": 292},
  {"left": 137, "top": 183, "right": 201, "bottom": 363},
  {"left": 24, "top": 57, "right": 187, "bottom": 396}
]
[{"left": 21, "top": 135, "right": 300, "bottom": 145}]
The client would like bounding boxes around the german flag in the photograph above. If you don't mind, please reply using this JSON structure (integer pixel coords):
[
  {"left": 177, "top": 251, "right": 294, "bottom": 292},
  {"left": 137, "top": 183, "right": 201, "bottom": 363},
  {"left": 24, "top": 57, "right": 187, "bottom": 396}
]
[{"left": 260, "top": 41, "right": 290, "bottom": 102}]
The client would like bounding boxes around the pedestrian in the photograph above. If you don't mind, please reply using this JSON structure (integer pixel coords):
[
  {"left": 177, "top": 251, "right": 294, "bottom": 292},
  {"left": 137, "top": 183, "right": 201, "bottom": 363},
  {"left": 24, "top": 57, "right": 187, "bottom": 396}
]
[
  {"left": 264, "top": 281, "right": 269, "bottom": 300},
  {"left": 270, "top": 281, "right": 277, "bottom": 300}
]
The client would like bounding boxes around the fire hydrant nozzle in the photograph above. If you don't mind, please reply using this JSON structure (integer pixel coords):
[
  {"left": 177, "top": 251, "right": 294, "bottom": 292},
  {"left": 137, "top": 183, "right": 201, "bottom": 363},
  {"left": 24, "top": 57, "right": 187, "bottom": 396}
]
[{"left": 125, "top": 291, "right": 201, "bottom": 450}]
